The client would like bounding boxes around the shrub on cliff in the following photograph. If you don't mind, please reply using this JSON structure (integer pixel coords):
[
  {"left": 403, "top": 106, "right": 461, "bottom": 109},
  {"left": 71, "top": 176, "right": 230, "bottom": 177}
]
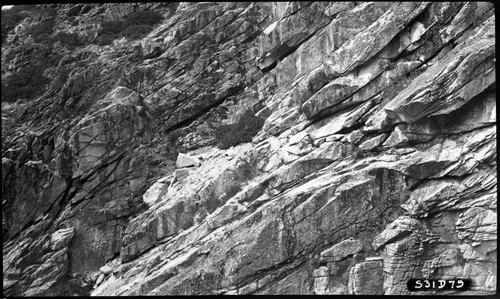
[
  {"left": 214, "top": 109, "right": 265, "bottom": 149},
  {"left": 1, "top": 5, "right": 36, "bottom": 44},
  {"left": 1, "top": 65, "right": 50, "bottom": 103},
  {"left": 100, "top": 20, "right": 125, "bottom": 36},
  {"left": 95, "top": 10, "right": 163, "bottom": 44},
  {"left": 95, "top": 34, "right": 115, "bottom": 46},
  {"left": 55, "top": 31, "right": 84, "bottom": 48},
  {"left": 26, "top": 18, "right": 55, "bottom": 43},
  {"left": 122, "top": 24, "right": 153, "bottom": 39},
  {"left": 123, "top": 10, "right": 163, "bottom": 27}
]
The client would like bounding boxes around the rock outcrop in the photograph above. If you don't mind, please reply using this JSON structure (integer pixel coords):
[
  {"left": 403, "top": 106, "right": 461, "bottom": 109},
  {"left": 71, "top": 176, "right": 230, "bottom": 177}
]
[{"left": 2, "top": 2, "right": 496, "bottom": 296}]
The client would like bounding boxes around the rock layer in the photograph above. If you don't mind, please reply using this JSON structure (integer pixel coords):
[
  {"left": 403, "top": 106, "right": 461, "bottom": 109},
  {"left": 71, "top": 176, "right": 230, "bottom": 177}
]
[{"left": 1, "top": 2, "right": 496, "bottom": 296}]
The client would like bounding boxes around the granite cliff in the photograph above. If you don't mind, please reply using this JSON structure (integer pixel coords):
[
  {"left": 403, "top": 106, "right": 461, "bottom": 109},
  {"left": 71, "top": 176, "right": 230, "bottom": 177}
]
[{"left": 1, "top": 2, "right": 496, "bottom": 296}]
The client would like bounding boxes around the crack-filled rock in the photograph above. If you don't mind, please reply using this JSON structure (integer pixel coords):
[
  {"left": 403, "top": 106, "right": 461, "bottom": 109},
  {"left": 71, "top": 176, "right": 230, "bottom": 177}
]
[{"left": 1, "top": 2, "right": 496, "bottom": 296}]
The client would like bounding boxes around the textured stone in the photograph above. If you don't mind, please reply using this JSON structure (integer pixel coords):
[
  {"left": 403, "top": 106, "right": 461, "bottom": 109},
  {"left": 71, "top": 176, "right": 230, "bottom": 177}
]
[
  {"left": 99, "top": 265, "right": 113, "bottom": 275},
  {"left": 384, "top": 26, "right": 495, "bottom": 123},
  {"left": 320, "top": 238, "right": 363, "bottom": 262},
  {"left": 174, "top": 168, "right": 190, "bottom": 180},
  {"left": 142, "top": 177, "right": 171, "bottom": 206},
  {"left": 456, "top": 208, "right": 496, "bottom": 242},
  {"left": 322, "top": 2, "right": 431, "bottom": 78},
  {"left": 308, "top": 100, "right": 373, "bottom": 139},
  {"left": 50, "top": 228, "right": 75, "bottom": 251},
  {"left": 176, "top": 153, "right": 201, "bottom": 168},
  {"left": 373, "top": 216, "right": 417, "bottom": 251},
  {"left": 313, "top": 275, "right": 329, "bottom": 295},
  {"left": 2, "top": 2, "right": 496, "bottom": 297},
  {"left": 348, "top": 260, "right": 383, "bottom": 295},
  {"left": 359, "top": 133, "right": 388, "bottom": 151}
]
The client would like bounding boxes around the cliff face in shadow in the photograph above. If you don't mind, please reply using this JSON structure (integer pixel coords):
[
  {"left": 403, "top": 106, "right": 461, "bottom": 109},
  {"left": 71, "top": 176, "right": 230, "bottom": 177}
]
[{"left": 2, "top": 2, "right": 496, "bottom": 296}]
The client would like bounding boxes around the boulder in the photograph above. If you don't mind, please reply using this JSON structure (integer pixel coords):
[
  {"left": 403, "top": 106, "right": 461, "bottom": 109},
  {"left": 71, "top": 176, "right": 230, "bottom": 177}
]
[
  {"left": 142, "top": 177, "right": 171, "bottom": 206},
  {"left": 176, "top": 153, "right": 201, "bottom": 168},
  {"left": 99, "top": 265, "right": 113, "bottom": 275}
]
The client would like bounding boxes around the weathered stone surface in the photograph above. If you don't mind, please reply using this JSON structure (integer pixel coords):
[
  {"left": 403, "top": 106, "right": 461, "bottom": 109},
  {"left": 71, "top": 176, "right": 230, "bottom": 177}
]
[
  {"left": 308, "top": 100, "right": 373, "bottom": 140},
  {"left": 2, "top": 2, "right": 495, "bottom": 297},
  {"left": 174, "top": 168, "right": 190, "bottom": 180},
  {"left": 401, "top": 167, "right": 496, "bottom": 218},
  {"left": 312, "top": 266, "right": 329, "bottom": 294},
  {"left": 322, "top": 2, "right": 431, "bottom": 78},
  {"left": 348, "top": 260, "right": 383, "bottom": 295},
  {"left": 456, "top": 207, "right": 497, "bottom": 242},
  {"left": 50, "top": 227, "right": 75, "bottom": 251},
  {"left": 175, "top": 153, "right": 201, "bottom": 168},
  {"left": 320, "top": 238, "right": 363, "bottom": 262},
  {"left": 384, "top": 20, "right": 495, "bottom": 123},
  {"left": 99, "top": 265, "right": 113, "bottom": 275},
  {"left": 373, "top": 216, "right": 416, "bottom": 251},
  {"left": 142, "top": 177, "right": 171, "bottom": 206},
  {"left": 359, "top": 133, "right": 388, "bottom": 151}
]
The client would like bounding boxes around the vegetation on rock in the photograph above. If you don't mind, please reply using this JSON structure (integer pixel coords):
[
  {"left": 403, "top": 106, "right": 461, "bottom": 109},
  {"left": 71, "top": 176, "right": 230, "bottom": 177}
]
[
  {"left": 55, "top": 31, "right": 84, "bottom": 48},
  {"left": 1, "top": 5, "right": 36, "bottom": 43},
  {"left": 1, "top": 65, "right": 50, "bottom": 103},
  {"left": 26, "top": 18, "right": 55, "bottom": 43},
  {"left": 213, "top": 109, "right": 265, "bottom": 149},
  {"left": 1, "top": 2, "right": 496, "bottom": 297},
  {"left": 95, "top": 9, "right": 164, "bottom": 45}
]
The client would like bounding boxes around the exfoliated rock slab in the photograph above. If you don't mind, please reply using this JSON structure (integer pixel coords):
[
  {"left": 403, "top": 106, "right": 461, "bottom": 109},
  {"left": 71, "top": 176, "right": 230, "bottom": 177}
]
[
  {"left": 301, "top": 59, "right": 388, "bottom": 119},
  {"left": 456, "top": 207, "right": 497, "bottom": 242},
  {"left": 320, "top": 238, "right": 363, "bottom": 262},
  {"left": 359, "top": 133, "right": 388, "bottom": 151},
  {"left": 382, "top": 235, "right": 423, "bottom": 295},
  {"left": 312, "top": 266, "right": 329, "bottom": 294},
  {"left": 174, "top": 168, "right": 190, "bottom": 180},
  {"left": 384, "top": 30, "right": 495, "bottom": 123},
  {"left": 348, "top": 260, "right": 384, "bottom": 295},
  {"left": 257, "top": 2, "right": 332, "bottom": 70},
  {"left": 3, "top": 164, "right": 68, "bottom": 240},
  {"left": 373, "top": 216, "right": 417, "bottom": 251},
  {"left": 69, "top": 87, "right": 146, "bottom": 178},
  {"left": 142, "top": 176, "right": 172, "bottom": 206},
  {"left": 176, "top": 153, "right": 201, "bottom": 168},
  {"left": 50, "top": 227, "right": 75, "bottom": 251},
  {"left": 308, "top": 100, "right": 373, "bottom": 139},
  {"left": 99, "top": 265, "right": 113, "bottom": 275},
  {"left": 322, "top": 2, "right": 431, "bottom": 79},
  {"left": 401, "top": 167, "right": 496, "bottom": 218},
  {"left": 4, "top": 1, "right": 497, "bottom": 297}
]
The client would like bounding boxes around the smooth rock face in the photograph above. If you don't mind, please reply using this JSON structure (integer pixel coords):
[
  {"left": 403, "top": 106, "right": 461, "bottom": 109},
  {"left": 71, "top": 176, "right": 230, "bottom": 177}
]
[
  {"left": 142, "top": 177, "right": 171, "bottom": 206},
  {"left": 1, "top": 2, "right": 496, "bottom": 297},
  {"left": 175, "top": 153, "right": 201, "bottom": 168}
]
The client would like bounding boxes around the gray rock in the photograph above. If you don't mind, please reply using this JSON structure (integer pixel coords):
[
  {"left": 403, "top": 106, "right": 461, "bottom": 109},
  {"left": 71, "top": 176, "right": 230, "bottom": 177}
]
[
  {"left": 99, "top": 265, "right": 113, "bottom": 275},
  {"left": 2, "top": 2, "right": 495, "bottom": 297},
  {"left": 50, "top": 228, "right": 75, "bottom": 251},
  {"left": 320, "top": 239, "right": 363, "bottom": 262},
  {"left": 348, "top": 260, "right": 383, "bottom": 295},
  {"left": 142, "top": 178, "right": 170, "bottom": 206},
  {"left": 176, "top": 153, "right": 201, "bottom": 168}
]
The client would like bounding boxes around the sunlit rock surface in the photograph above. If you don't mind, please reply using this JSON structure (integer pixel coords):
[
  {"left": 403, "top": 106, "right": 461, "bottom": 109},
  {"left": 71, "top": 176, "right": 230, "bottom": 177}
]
[{"left": 2, "top": 2, "right": 495, "bottom": 296}]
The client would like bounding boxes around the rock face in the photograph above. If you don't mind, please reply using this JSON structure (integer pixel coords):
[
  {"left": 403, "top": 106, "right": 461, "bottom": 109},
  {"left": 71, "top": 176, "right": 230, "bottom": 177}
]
[
  {"left": 175, "top": 153, "right": 201, "bottom": 168},
  {"left": 2, "top": 2, "right": 496, "bottom": 296}
]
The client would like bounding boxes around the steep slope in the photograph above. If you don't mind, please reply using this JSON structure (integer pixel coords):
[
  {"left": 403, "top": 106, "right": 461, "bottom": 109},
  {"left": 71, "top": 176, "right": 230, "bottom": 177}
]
[{"left": 2, "top": 2, "right": 496, "bottom": 296}]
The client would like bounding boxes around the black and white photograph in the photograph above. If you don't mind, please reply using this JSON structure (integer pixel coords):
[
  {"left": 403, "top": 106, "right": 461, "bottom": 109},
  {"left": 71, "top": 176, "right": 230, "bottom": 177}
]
[{"left": 1, "top": 2, "right": 496, "bottom": 296}]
